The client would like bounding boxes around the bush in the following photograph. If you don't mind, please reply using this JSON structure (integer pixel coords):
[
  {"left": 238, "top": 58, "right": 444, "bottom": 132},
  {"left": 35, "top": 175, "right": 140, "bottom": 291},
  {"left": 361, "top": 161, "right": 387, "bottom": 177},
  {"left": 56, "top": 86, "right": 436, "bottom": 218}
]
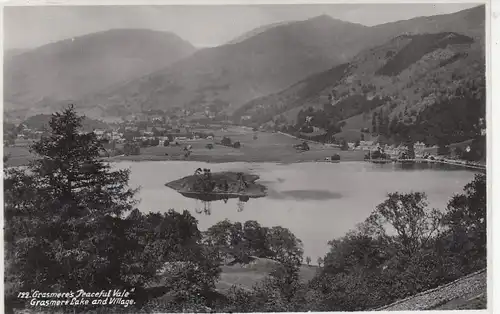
[
  {"left": 233, "top": 141, "right": 241, "bottom": 148},
  {"left": 221, "top": 136, "right": 232, "bottom": 147}
]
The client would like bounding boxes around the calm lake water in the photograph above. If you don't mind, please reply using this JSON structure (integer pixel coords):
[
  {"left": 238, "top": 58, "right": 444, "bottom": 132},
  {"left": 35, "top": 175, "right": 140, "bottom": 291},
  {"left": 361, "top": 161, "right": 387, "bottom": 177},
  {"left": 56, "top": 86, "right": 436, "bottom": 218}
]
[{"left": 115, "top": 161, "right": 479, "bottom": 262}]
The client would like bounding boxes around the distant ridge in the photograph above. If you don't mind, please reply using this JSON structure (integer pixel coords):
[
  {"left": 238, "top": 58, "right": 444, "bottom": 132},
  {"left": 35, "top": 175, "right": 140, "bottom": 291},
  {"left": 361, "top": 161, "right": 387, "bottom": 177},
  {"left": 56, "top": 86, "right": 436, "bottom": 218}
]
[
  {"left": 4, "top": 28, "right": 197, "bottom": 113},
  {"left": 4, "top": 4, "right": 485, "bottom": 122}
]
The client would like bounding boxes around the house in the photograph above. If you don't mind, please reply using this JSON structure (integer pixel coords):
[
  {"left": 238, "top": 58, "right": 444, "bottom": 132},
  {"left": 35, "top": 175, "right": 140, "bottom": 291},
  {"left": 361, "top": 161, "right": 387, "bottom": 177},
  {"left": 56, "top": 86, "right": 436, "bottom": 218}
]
[
  {"left": 359, "top": 140, "right": 375, "bottom": 151},
  {"left": 414, "top": 142, "right": 426, "bottom": 153},
  {"left": 125, "top": 126, "right": 139, "bottom": 132}
]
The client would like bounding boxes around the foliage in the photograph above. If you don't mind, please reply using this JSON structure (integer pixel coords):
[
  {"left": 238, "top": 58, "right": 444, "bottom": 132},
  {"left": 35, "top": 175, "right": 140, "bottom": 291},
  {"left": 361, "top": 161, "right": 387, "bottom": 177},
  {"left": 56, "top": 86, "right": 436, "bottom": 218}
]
[
  {"left": 364, "top": 192, "right": 442, "bottom": 255},
  {"left": 3, "top": 106, "right": 221, "bottom": 312},
  {"left": 440, "top": 174, "right": 486, "bottom": 272},
  {"left": 221, "top": 136, "right": 232, "bottom": 147},
  {"left": 306, "top": 177, "right": 486, "bottom": 312},
  {"left": 437, "top": 143, "right": 451, "bottom": 156},
  {"left": 340, "top": 139, "right": 349, "bottom": 151},
  {"left": 204, "top": 220, "right": 303, "bottom": 265},
  {"left": 376, "top": 33, "right": 473, "bottom": 76},
  {"left": 124, "top": 142, "right": 141, "bottom": 155}
]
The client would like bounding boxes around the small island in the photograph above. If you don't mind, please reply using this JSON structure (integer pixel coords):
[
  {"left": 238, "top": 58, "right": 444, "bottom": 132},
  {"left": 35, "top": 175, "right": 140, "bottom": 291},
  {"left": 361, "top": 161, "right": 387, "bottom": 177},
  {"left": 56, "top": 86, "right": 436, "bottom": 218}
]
[{"left": 166, "top": 168, "right": 267, "bottom": 202}]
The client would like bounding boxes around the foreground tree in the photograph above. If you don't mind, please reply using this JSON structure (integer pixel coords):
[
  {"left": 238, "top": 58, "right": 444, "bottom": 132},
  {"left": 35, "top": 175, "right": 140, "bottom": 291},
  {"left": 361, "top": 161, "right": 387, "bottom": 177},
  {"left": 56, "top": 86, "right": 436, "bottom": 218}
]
[
  {"left": 364, "top": 192, "right": 442, "bottom": 256},
  {"left": 4, "top": 106, "right": 220, "bottom": 312},
  {"left": 439, "top": 173, "right": 487, "bottom": 272}
]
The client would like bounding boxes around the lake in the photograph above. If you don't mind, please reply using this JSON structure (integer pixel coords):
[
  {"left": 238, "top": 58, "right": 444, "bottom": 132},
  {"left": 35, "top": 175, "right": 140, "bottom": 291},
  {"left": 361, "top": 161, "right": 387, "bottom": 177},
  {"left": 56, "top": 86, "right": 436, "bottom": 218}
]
[{"left": 115, "top": 161, "right": 479, "bottom": 262}]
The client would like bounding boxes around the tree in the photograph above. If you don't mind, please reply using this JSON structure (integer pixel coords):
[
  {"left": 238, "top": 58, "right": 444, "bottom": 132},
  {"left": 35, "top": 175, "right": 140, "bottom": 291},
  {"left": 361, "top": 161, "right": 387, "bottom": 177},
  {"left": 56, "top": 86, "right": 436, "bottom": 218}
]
[
  {"left": 454, "top": 147, "right": 464, "bottom": 158},
  {"left": 441, "top": 174, "right": 486, "bottom": 271},
  {"left": 242, "top": 220, "right": 269, "bottom": 257},
  {"left": 364, "top": 192, "right": 442, "bottom": 256},
  {"left": 306, "top": 256, "right": 312, "bottom": 266},
  {"left": 221, "top": 136, "right": 232, "bottom": 147},
  {"left": 372, "top": 112, "right": 378, "bottom": 133},
  {"left": 150, "top": 137, "right": 160, "bottom": 146},
  {"left": 437, "top": 143, "right": 451, "bottom": 156},
  {"left": 5, "top": 106, "right": 140, "bottom": 297},
  {"left": 378, "top": 109, "right": 385, "bottom": 135},
  {"left": 124, "top": 142, "right": 141, "bottom": 155},
  {"left": 355, "top": 139, "right": 360, "bottom": 147},
  {"left": 233, "top": 141, "right": 241, "bottom": 148},
  {"left": 3, "top": 106, "right": 221, "bottom": 312},
  {"left": 164, "top": 140, "right": 170, "bottom": 147},
  {"left": 340, "top": 139, "right": 349, "bottom": 151},
  {"left": 317, "top": 257, "right": 324, "bottom": 267},
  {"left": 406, "top": 140, "right": 416, "bottom": 159},
  {"left": 267, "top": 226, "right": 304, "bottom": 266}
]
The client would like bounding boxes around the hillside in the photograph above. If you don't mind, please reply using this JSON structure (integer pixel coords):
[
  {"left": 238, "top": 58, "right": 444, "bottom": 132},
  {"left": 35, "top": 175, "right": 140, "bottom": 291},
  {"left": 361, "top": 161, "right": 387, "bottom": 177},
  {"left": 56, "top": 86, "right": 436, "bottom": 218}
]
[
  {"left": 4, "top": 48, "right": 28, "bottom": 60},
  {"left": 226, "top": 21, "right": 293, "bottom": 45},
  {"left": 65, "top": 15, "right": 371, "bottom": 118},
  {"left": 5, "top": 5, "right": 485, "bottom": 123},
  {"left": 71, "top": 5, "right": 484, "bottom": 121},
  {"left": 21, "top": 114, "right": 108, "bottom": 132},
  {"left": 375, "top": 269, "right": 486, "bottom": 311},
  {"left": 4, "top": 29, "right": 196, "bottom": 116},
  {"left": 235, "top": 6, "right": 485, "bottom": 146}
]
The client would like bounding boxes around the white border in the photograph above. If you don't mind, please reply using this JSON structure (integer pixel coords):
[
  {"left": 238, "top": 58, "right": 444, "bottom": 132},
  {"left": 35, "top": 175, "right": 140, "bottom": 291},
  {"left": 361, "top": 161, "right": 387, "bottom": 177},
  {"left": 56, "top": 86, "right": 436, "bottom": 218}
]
[{"left": 0, "top": 1, "right": 496, "bottom": 314}]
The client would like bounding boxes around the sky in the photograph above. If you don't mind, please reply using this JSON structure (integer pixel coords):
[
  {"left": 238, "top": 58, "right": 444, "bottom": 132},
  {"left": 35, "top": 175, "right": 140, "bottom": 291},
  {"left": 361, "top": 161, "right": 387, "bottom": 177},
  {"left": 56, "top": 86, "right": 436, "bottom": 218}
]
[{"left": 3, "top": 3, "right": 481, "bottom": 50}]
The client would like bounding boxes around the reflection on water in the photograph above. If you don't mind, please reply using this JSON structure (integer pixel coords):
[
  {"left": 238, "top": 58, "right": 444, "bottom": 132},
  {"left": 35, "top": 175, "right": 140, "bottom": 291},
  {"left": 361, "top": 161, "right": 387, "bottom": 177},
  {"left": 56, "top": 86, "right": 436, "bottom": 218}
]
[
  {"left": 185, "top": 193, "right": 261, "bottom": 215},
  {"left": 267, "top": 189, "right": 343, "bottom": 201},
  {"left": 371, "top": 161, "right": 484, "bottom": 172}
]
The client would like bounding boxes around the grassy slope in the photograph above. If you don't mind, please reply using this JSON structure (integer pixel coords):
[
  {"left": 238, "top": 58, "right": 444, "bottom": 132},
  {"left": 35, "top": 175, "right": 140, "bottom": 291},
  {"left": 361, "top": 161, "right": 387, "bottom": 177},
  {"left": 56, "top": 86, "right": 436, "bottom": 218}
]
[
  {"left": 217, "top": 257, "right": 318, "bottom": 293},
  {"left": 4, "top": 127, "right": 365, "bottom": 167}
]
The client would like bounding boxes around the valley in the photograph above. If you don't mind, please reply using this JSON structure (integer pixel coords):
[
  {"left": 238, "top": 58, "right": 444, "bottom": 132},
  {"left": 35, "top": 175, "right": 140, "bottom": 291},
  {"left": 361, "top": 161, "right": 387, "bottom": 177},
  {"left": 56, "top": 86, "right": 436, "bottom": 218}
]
[{"left": 3, "top": 4, "right": 488, "bottom": 313}]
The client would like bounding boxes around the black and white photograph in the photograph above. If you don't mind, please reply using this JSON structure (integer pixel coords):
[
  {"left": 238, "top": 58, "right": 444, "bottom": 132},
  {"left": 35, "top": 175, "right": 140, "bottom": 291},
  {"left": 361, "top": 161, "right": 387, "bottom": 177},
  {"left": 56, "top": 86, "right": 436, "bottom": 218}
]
[{"left": 3, "top": 1, "right": 489, "bottom": 313}]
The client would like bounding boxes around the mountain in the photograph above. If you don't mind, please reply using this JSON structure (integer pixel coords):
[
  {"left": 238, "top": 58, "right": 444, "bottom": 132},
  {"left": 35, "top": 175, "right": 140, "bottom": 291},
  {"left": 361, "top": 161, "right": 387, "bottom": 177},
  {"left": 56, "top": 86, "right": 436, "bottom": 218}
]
[
  {"left": 4, "top": 29, "right": 197, "bottom": 114},
  {"left": 235, "top": 17, "right": 485, "bottom": 147},
  {"left": 6, "top": 5, "right": 485, "bottom": 122},
  {"left": 66, "top": 15, "right": 371, "bottom": 118},
  {"left": 226, "top": 21, "right": 293, "bottom": 45},
  {"left": 4, "top": 48, "right": 29, "bottom": 60}
]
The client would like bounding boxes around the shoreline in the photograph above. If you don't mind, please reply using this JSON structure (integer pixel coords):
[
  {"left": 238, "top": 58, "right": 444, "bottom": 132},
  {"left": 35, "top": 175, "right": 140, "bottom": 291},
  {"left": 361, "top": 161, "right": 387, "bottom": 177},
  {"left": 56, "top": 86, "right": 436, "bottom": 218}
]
[{"left": 106, "top": 156, "right": 485, "bottom": 172}]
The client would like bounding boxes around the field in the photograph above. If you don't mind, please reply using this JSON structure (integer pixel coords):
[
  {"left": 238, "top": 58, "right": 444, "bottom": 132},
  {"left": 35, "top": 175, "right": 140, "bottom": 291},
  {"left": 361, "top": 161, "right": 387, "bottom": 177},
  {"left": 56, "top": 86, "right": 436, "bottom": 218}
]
[
  {"left": 4, "top": 140, "right": 34, "bottom": 167},
  {"left": 3, "top": 127, "right": 366, "bottom": 167},
  {"left": 111, "top": 127, "right": 365, "bottom": 164},
  {"left": 216, "top": 257, "right": 318, "bottom": 292}
]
